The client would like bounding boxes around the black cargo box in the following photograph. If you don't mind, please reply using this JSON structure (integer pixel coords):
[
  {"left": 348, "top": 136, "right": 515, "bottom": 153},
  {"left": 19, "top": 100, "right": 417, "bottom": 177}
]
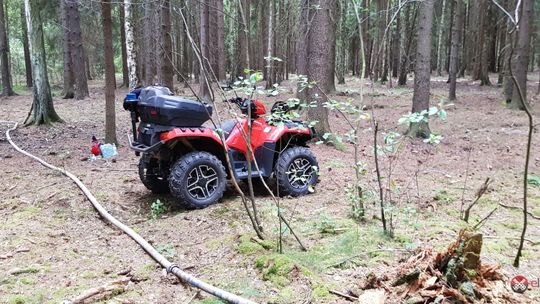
[{"left": 137, "top": 86, "right": 213, "bottom": 127}]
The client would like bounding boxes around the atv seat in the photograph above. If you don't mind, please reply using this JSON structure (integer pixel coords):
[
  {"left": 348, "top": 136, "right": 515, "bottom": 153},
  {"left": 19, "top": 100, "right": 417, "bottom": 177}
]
[{"left": 215, "top": 119, "right": 237, "bottom": 139}]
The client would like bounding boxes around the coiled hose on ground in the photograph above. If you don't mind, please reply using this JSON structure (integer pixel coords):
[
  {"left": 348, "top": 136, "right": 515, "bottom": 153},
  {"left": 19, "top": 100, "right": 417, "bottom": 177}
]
[{"left": 4, "top": 122, "right": 256, "bottom": 304}]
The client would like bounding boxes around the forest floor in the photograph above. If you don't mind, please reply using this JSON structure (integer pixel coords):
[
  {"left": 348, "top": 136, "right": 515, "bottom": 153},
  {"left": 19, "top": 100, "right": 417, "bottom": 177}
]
[{"left": 1, "top": 73, "right": 539, "bottom": 304}]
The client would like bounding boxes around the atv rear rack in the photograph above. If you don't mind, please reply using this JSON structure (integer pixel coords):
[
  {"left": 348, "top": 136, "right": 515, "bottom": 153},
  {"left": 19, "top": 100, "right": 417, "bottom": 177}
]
[{"left": 127, "top": 134, "right": 164, "bottom": 154}]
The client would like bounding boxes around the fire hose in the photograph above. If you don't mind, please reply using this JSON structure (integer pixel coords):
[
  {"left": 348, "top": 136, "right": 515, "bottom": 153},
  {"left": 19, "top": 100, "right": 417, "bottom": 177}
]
[{"left": 5, "top": 122, "right": 256, "bottom": 304}]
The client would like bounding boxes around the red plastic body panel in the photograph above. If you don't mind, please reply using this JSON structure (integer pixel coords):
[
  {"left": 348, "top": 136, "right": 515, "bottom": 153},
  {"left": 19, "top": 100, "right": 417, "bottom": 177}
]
[
  {"left": 226, "top": 118, "right": 311, "bottom": 158},
  {"left": 160, "top": 127, "right": 223, "bottom": 145},
  {"left": 159, "top": 117, "right": 311, "bottom": 159}
]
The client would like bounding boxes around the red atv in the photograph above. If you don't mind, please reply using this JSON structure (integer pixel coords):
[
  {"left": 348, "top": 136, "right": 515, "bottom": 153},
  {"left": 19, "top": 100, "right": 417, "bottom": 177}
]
[{"left": 124, "top": 86, "right": 319, "bottom": 208}]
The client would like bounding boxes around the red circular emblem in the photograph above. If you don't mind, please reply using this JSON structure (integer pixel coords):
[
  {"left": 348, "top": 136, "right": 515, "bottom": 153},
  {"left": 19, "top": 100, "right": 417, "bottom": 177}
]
[{"left": 510, "top": 275, "right": 529, "bottom": 293}]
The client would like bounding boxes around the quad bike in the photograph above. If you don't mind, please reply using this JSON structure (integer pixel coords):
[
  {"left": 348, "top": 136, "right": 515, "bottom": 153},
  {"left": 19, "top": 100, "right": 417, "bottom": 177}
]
[{"left": 123, "top": 86, "right": 319, "bottom": 208}]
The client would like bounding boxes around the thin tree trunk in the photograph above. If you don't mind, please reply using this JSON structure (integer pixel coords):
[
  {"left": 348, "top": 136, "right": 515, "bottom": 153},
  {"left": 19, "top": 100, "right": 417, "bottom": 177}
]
[
  {"left": 160, "top": 0, "right": 174, "bottom": 89},
  {"left": 24, "top": 0, "right": 62, "bottom": 125},
  {"left": 198, "top": 0, "right": 211, "bottom": 101},
  {"left": 101, "top": 0, "right": 117, "bottom": 144},
  {"left": 124, "top": 0, "right": 138, "bottom": 89},
  {"left": 408, "top": 0, "right": 434, "bottom": 138},
  {"left": 237, "top": 0, "right": 250, "bottom": 77},
  {"left": 144, "top": 0, "right": 157, "bottom": 85},
  {"left": 119, "top": 2, "right": 129, "bottom": 88},
  {"left": 265, "top": 0, "right": 274, "bottom": 89},
  {"left": 216, "top": 0, "right": 225, "bottom": 80},
  {"left": 60, "top": 0, "right": 74, "bottom": 99},
  {"left": 0, "top": 0, "right": 14, "bottom": 96},
  {"left": 436, "top": 0, "right": 447, "bottom": 76},
  {"left": 449, "top": 0, "right": 464, "bottom": 100},
  {"left": 20, "top": 6, "right": 32, "bottom": 87}
]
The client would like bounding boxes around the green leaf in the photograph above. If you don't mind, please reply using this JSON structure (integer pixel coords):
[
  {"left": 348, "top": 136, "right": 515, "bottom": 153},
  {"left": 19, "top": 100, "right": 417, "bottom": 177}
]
[
  {"left": 438, "top": 109, "right": 447, "bottom": 120},
  {"left": 527, "top": 174, "right": 540, "bottom": 187}
]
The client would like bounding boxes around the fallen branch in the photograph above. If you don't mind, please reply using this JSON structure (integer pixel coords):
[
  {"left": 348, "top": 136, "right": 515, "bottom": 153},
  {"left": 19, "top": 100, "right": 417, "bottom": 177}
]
[
  {"left": 329, "top": 289, "right": 358, "bottom": 302},
  {"left": 498, "top": 202, "right": 540, "bottom": 220},
  {"left": 462, "top": 178, "right": 492, "bottom": 222},
  {"left": 69, "top": 277, "right": 130, "bottom": 304},
  {"left": 473, "top": 207, "right": 498, "bottom": 230}
]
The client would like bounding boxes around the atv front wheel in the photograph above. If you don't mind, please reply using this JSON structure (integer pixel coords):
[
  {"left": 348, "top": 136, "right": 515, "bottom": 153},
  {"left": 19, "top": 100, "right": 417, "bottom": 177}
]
[
  {"left": 169, "top": 152, "right": 226, "bottom": 208},
  {"left": 275, "top": 147, "right": 318, "bottom": 197},
  {"left": 139, "top": 156, "right": 169, "bottom": 194}
]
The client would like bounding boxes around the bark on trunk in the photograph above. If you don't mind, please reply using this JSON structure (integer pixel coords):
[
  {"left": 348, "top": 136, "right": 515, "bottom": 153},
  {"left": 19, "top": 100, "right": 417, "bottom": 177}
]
[
  {"left": 20, "top": 6, "right": 32, "bottom": 87},
  {"left": 160, "top": 0, "right": 174, "bottom": 90},
  {"left": 216, "top": 0, "right": 225, "bottom": 80},
  {"left": 449, "top": 0, "right": 464, "bottom": 100},
  {"left": 124, "top": 0, "right": 138, "bottom": 89},
  {"left": 102, "top": 0, "right": 117, "bottom": 144},
  {"left": 301, "top": 0, "right": 337, "bottom": 137},
  {"left": 0, "top": 0, "right": 14, "bottom": 96},
  {"left": 24, "top": 0, "right": 62, "bottom": 125},
  {"left": 60, "top": 0, "right": 74, "bottom": 99},
  {"left": 265, "top": 0, "right": 274, "bottom": 89},
  {"left": 198, "top": 0, "right": 211, "bottom": 101},
  {"left": 509, "top": 0, "right": 534, "bottom": 110},
  {"left": 65, "top": 0, "right": 89, "bottom": 99},
  {"left": 144, "top": 0, "right": 157, "bottom": 85},
  {"left": 237, "top": 0, "right": 250, "bottom": 77},
  {"left": 119, "top": 3, "right": 129, "bottom": 88},
  {"left": 436, "top": 0, "right": 447, "bottom": 77},
  {"left": 408, "top": 0, "right": 434, "bottom": 138}
]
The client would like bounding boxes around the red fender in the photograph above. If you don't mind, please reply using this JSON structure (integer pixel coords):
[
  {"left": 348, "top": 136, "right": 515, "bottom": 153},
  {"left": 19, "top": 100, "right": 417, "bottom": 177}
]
[{"left": 160, "top": 127, "right": 223, "bottom": 146}]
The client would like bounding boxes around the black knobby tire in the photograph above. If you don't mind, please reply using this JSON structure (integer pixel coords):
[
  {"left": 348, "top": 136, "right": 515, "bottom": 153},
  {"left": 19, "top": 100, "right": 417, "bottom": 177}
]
[
  {"left": 169, "top": 151, "right": 226, "bottom": 208},
  {"left": 275, "top": 146, "right": 319, "bottom": 197},
  {"left": 139, "top": 156, "right": 169, "bottom": 194}
]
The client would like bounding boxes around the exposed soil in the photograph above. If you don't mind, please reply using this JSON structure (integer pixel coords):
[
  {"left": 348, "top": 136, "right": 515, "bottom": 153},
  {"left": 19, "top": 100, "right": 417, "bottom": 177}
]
[{"left": 1, "top": 74, "right": 539, "bottom": 303}]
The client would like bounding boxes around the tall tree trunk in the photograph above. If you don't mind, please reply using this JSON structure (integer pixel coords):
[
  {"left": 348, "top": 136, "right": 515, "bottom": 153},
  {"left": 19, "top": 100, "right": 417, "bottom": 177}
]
[
  {"left": 509, "top": 0, "right": 534, "bottom": 110},
  {"left": 408, "top": 0, "right": 434, "bottom": 138},
  {"left": 101, "top": 0, "right": 117, "bottom": 144},
  {"left": 265, "top": 0, "right": 274, "bottom": 89},
  {"left": 391, "top": 10, "right": 401, "bottom": 79},
  {"left": 144, "top": 0, "right": 157, "bottom": 85},
  {"left": 237, "top": 0, "right": 250, "bottom": 77},
  {"left": 24, "top": 0, "right": 62, "bottom": 125},
  {"left": 0, "top": 0, "right": 14, "bottom": 96},
  {"left": 398, "top": 4, "right": 415, "bottom": 86},
  {"left": 124, "top": 0, "right": 138, "bottom": 89},
  {"left": 436, "top": 0, "right": 447, "bottom": 76},
  {"left": 449, "top": 0, "right": 464, "bottom": 100},
  {"left": 160, "top": 0, "right": 174, "bottom": 89},
  {"left": 65, "top": 0, "right": 89, "bottom": 99},
  {"left": 60, "top": 0, "right": 74, "bottom": 99},
  {"left": 20, "top": 6, "right": 32, "bottom": 88},
  {"left": 216, "top": 0, "right": 225, "bottom": 80},
  {"left": 198, "top": 0, "right": 211, "bottom": 101},
  {"left": 301, "top": 0, "right": 337, "bottom": 137},
  {"left": 119, "top": 2, "right": 129, "bottom": 88},
  {"left": 337, "top": 0, "right": 347, "bottom": 84}
]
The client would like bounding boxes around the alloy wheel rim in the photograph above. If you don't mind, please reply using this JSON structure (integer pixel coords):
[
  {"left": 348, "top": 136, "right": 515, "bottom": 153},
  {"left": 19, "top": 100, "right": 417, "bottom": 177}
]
[
  {"left": 187, "top": 165, "right": 219, "bottom": 199},
  {"left": 286, "top": 158, "right": 314, "bottom": 189}
]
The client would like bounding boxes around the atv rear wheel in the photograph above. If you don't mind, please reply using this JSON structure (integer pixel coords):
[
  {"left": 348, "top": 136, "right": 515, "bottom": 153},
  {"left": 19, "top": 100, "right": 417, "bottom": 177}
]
[
  {"left": 139, "top": 156, "right": 169, "bottom": 194},
  {"left": 169, "top": 152, "right": 226, "bottom": 208},
  {"left": 275, "top": 146, "right": 318, "bottom": 197}
]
